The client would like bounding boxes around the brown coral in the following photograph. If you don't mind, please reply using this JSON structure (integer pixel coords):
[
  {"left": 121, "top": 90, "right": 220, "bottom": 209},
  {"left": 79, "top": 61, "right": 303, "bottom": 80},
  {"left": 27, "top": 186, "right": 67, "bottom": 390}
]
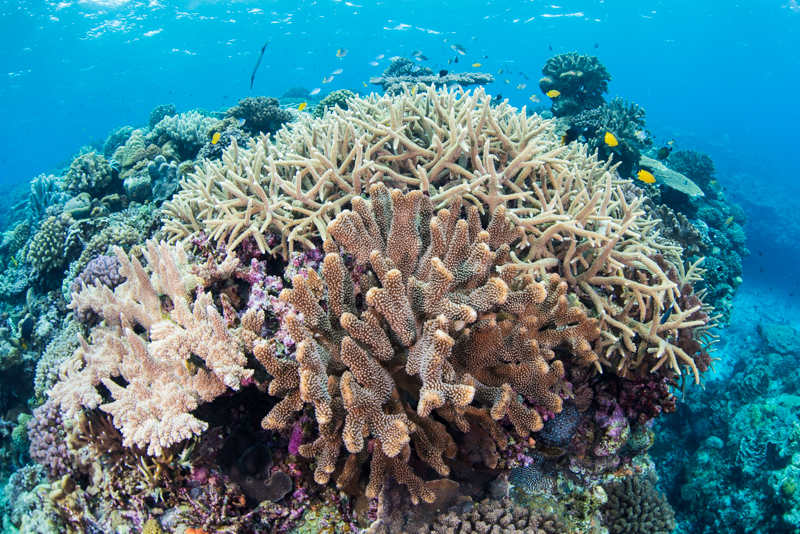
[{"left": 260, "top": 184, "right": 600, "bottom": 501}]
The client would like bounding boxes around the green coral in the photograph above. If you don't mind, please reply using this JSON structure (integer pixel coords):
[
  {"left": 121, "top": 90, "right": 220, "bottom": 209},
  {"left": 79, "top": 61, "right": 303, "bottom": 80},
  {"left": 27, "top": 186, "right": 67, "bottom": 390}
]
[{"left": 313, "top": 89, "right": 355, "bottom": 119}]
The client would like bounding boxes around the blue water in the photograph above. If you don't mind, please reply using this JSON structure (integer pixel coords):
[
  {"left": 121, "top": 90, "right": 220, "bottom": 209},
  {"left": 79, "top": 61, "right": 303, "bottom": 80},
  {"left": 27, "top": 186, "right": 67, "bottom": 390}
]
[{"left": 3, "top": 0, "right": 800, "bottom": 532}]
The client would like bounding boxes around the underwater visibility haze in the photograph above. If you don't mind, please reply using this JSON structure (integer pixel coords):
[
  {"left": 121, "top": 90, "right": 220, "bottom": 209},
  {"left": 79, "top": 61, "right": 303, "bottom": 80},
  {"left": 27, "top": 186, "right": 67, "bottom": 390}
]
[{"left": 1, "top": 0, "right": 799, "bottom": 532}]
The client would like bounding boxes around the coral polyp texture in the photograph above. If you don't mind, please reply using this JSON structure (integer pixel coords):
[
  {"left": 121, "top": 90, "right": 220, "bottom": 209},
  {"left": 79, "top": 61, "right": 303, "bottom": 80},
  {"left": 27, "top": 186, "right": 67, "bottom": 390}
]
[
  {"left": 16, "top": 86, "right": 718, "bottom": 532},
  {"left": 539, "top": 52, "right": 611, "bottom": 117}
]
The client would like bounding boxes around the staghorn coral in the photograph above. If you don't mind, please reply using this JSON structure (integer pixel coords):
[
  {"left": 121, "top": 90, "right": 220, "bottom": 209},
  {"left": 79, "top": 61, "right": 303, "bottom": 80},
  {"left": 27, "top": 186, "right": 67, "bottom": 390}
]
[
  {"left": 224, "top": 96, "right": 291, "bottom": 137},
  {"left": 164, "top": 86, "right": 712, "bottom": 384},
  {"left": 370, "top": 68, "right": 495, "bottom": 96},
  {"left": 62, "top": 151, "right": 113, "bottom": 195},
  {"left": 539, "top": 52, "right": 611, "bottom": 117},
  {"left": 602, "top": 475, "right": 676, "bottom": 533},
  {"left": 256, "top": 183, "right": 600, "bottom": 503},
  {"left": 49, "top": 240, "right": 253, "bottom": 456},
  {"left": 313, "top": 89, "right": 355, "bottom": 119}
]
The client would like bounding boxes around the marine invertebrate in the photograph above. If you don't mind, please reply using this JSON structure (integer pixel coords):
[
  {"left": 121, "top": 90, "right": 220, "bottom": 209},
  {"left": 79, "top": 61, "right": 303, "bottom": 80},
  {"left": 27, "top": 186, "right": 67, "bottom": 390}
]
[
  {"left": 164, "top": 87, "right": 712, "bottom": 384},
  {"left": 370, "top": 73, "right": 495, "bottom": 96},
  {"left": 257, "top": 183, "right": 599, "bottom": 502},
  {"left": 312, "top": 89, "right": 355, "bottom": 119},
  {"left": 601, "top": 475, "right": 676, "bottom": 533},
  {"left": 102, "top": 125, "right": 134, "bottom": 158},
  {"left": 27, "top": 215, "right": 68, "bottom": 274},
  {"left": 28, "top": 174, "right": 69, "bottom": 222},
  {"left": 539, "top": 52, "right": 611, "bottom": 117},
  {"left": 50, "top": 240, "right": 252, "bottom": 456},
  {"left": 668, "top": 149, "right": 716, "bottom": 194},
  {"left": 148, "top": 103, "right": 177, "bottom": 129},
  {"left": 430, "top": 496, "right": 566, "bottom": 533},
  {"left": 62, "top": 151, "right": 113, "bottom": 195},
  {"left": 382, "top": 57, "right": 433, "bottom": 77},
  {"left": 150, "top": 110, "right": 220, "bottom": 159},
  {"left": 224, "top": 96, "right": 291, "bottom": 136}
]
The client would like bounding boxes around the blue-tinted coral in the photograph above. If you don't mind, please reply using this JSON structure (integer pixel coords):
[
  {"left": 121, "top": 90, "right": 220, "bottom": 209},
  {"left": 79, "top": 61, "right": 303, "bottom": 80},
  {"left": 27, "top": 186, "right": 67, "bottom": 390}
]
[{"left": 539, "top": 52, "right": 611, "bottom": 117}]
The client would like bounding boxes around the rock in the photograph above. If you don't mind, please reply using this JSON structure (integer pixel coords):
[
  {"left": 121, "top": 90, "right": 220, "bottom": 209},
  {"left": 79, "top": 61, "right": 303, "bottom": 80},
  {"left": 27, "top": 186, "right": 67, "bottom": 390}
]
[
  {"left": 758, "top": 323, "right": 800, "bottom": 355},
  {"left": 63, "top": 193, "right": 93, "bottom": 220}
]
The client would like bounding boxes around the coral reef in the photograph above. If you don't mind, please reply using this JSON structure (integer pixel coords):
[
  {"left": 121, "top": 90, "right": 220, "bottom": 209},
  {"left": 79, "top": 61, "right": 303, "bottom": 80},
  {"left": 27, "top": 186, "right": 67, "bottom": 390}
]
[
  {"left": 62, "top": 151, "right": 113, "bottom": 195},
  {"left": 601, "top": 475, "right": 676, "bottom": 533},
  {"left": 224, "top": 96, "right": 292, "bottom": 137},
  {"left": 312, "top": 89, "right": 355, "bottom": 119},
  {"left": 150, "top": 110, "right": 220, "bottom": 160},
  {"left": 539, "top": 52, "right": 611, "bottom": 117},
  {"left": 102, "top": 125, "right": 134, "bottom": 158},
  {"left": 28, "top": 174, "right": 69, "bottom": 222},
  {"left": 26, "top": 216, "right": 68, "bottom": 274},
  {"left": 371, "top": 72, "right": 495, "bottom": 96},
  {"left": 430, "top": 496, "right": 566, "bottom": 533},
  {"left": 149, "top": 103, "right": 177, "bottom": 129}
]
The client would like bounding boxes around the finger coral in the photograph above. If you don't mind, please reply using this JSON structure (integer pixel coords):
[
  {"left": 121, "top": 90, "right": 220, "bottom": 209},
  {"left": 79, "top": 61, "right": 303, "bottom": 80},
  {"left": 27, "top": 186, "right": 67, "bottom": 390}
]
[{"left": 261, "top": 183, "right": 600, "bottom": 502}]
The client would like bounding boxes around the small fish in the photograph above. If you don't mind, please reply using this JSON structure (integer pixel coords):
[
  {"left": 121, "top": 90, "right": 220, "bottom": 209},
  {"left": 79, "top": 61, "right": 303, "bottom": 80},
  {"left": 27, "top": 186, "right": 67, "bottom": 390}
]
[
  {"left": 211, "top": 132, "right": 221, "bottom": 144},
  {"left": 562, "top": 126, "right": 585, "bottom": 145},
  {"left": 594, "top": 42, "right": 599, "bottom": 48},
  {"left": 520, "top": 72, "right": 530, "bottom": 80},
  {"left": 337, "top": 48, "right": 348, "bottom": 58},
  {"left": 659, "top": 302, "right": 675, "bottom": 324},
  {"left": 323, "top": 75, "right": 335, "bottom": 83},
  {"left": 517, "top": 83, "right": 526, "bottom": 90},
  {"left": 724, "top": 216, "right": 734, "bottom": 228},
  {"left": 310, "top": 88, "right": 321, "bottom": 95},
  {"left": 472, "top": 62, "right": 482, "bottom": 67},
  {"left": 418, "top": 54, "right": 431, "bottom": 62},
  {"left": 546, "top": 89, "right": 560, "bottom": 98},
  {"left": 390, "top": 55, "right": 401, "bottom": 61},
  {"left": 504, "top": 79, "right": 510, "bottom": 84},
  {"left": 374, "top": 54, "right": 385, "bottom": 59},
  {"left": 494, "top": 93, "right": 503, "bottom": 102},
  {"left": 411, "top": 64, "right": 421, "bottom": 72},
  {"left": 439, "top": 69, "right": 448, "bottom": 77},
  {"left": 656, "top": 146, "right": 672, "bottom": 160},
  {"left": 332, "top": 68, "right": 343, "bottom": 75},
  {"left": 634, "top": 130, "right": 647, "bottom": 141},
  {"left": 10, "top": 256, "right": 17, "bottom": 267},
  {"left": 369, "top": 61, "right": 379, "bottom": 66},
  {"left": 529, "top": 95, "right": 540, "bottom": 103},
  {"left": 454, "top": 56, "right": 459, "bottom": 63},
  {"left": 448, "top": 59, "right": 452, "bottom": 65},
  {"left": 637, "top": 169, "right": 656, "bottom": 184},
  {"left": 498, "top": 69, "right": 503, "bottom": 74},
  {"left": 549, "top": 45, "right": 552, "bottom": 51},
  {"left": 412, "top": 49, "right": 422, "bottom": 57},
  {"left": 451, "top": 43, "right": 466, "bottom": 55},
  {"left": 363, "top": 82, "right": 368, "bottom": 87},
  {"left": 411, "top": 85, "right": 418, "bottom": 97},
  {"left": 298, "top": 102, "right": 307, "bottom": 111},
  {"left": 604, "top": 132, "right": 618, "bottom": 147}
]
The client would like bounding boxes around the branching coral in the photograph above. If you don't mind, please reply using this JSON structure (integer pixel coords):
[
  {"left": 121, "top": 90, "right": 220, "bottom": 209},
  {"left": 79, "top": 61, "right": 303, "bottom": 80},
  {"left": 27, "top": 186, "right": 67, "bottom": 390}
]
[
  {"left": 256, "top": 183, "right": 602, "bottom": 502},
  {"left": 164, "top": 86, "right": 712, "bottom": 384},
  {"left": 539, "top": 52, "right": 611, "bottom": 117},
  {"left": 49, "top": 240, "right": 253, "bottom": 456}
]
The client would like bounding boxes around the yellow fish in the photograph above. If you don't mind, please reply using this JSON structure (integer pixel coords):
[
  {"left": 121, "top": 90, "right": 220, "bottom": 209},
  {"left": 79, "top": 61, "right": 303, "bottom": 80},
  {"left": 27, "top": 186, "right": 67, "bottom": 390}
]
[
  {"left": 211, "top": 132, "right": 221, "bottom": 145},
  {"left": 363, "top": 82, "right": 368, "bottom": 87},
  {"left": 498, "top": 69, "right": 503, "bottom": 74},
  {"left": 504, "top": 79, "right": 510, "bottom": 84},
  {"left": 529, "top": 95, "right": 540, "bottom": 103},
  {"left": 472, "top": 62, "right": 482, "bottom": 67},
  {"left": 336, "top": 48, "right": 348, "bottom": 58},
  {"left": 298, "top": 102, "right": 307, "bottom": 111},
  {"left": 604, "top": 132, "right": 618, "bottom": 147},
  {"left": 411, "top": 85, "right": 418, "bottom": 97},
  {"left": 724, "top": 216, "right": 734, "bottom": 228},
  {"left": 546, "top": 89, "right": 560, "bottom": 98},
  {"left": 10, "top": 256, "right": 17, "bottom": 267},
  {"left": 637, "top": 169, "right": 656, "bottom": 184},
  {"left": 517, "top": 83, "right": 526, "bottom": 90}
]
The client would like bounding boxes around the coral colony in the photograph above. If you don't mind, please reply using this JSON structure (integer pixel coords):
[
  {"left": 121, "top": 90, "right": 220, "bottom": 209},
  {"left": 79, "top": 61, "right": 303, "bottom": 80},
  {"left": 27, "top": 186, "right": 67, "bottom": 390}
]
[{"left": 0, "top": 55, "right": 754, "bottom": 533}]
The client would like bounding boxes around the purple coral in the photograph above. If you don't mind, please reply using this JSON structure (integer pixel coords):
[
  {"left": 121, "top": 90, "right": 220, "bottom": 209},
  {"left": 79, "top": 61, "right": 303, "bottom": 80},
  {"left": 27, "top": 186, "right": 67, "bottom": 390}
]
[
  {"left": 70, "top": 255, "right": 125, "bottom": 295},
  {"left": 27, "top": 399, "right": 73, "bottom": 480}
]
